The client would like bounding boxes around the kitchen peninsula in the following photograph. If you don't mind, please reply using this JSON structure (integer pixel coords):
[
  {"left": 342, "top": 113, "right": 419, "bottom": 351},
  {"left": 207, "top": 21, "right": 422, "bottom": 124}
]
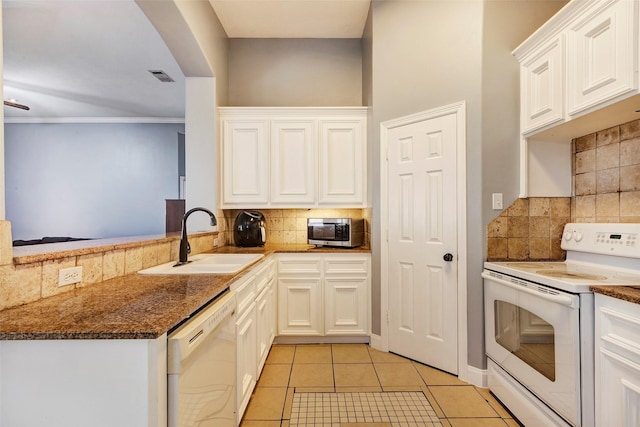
[{"left": 0, "top": 237, "right": 370, "bottom": 427}]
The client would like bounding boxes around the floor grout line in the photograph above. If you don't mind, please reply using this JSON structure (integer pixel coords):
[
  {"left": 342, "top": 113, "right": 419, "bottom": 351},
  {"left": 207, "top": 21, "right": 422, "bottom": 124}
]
[{"left": 242, "top": 344, "right": 520, "bottom": 427}]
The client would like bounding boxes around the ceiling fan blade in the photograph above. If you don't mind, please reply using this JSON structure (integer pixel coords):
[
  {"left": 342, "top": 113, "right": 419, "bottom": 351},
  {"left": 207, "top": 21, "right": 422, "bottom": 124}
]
[{"left": 3, "top": 100, "right": 30, "bottom": 110}]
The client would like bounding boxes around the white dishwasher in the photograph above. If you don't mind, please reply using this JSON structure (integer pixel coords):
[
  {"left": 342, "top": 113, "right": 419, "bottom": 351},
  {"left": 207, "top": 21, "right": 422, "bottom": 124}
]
[{"left": 168, "top": 290, "right": 237, "bottom": 427}]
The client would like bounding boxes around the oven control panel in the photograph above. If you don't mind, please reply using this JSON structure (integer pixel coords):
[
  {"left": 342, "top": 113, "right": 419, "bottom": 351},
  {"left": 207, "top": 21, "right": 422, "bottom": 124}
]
[{"left": 562, "top": 223, "right": 640, "bottom": 258}]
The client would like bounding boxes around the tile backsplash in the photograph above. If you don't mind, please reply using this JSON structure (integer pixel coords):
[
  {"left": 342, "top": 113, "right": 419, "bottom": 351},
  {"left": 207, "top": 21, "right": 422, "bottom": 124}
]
[
  {"left": 573, "top": 119, "right": 640, "bottom": 223},
  {"left": 0, "top": 206, "right": 371, "bottom": 311},
  {"left": 222, "top": 208, "right": 372, "bottom": 247},
  {"left": 488, "top": 118, "right": 640, "bottom": 261},
  {"left": 0, "top": 229, "right": 218, "bottom": 311},
  {"left": 487, "top": 197, "right": 571, "bottom": 261}
]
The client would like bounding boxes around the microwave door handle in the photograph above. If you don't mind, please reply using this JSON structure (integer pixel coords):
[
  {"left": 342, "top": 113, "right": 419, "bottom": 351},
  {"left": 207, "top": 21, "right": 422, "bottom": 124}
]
[{"left": 481, "top": 271, "right": 577, "bottom": 308}]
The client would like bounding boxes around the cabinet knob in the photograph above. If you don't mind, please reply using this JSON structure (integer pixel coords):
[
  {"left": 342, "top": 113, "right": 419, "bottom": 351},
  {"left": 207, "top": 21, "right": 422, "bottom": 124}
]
[{"left": 443, "top": 253, "right": 454, "bottom": 262}]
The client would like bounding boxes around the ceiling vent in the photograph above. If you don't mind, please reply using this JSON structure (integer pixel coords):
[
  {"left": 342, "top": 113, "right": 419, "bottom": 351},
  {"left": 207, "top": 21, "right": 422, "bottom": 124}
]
[{"left": 149, "top": 70, "right": 175, "bottom": 83}]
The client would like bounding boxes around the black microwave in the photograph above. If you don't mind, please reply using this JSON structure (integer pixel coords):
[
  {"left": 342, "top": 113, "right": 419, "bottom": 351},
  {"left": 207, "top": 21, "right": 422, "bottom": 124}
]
[{"left": 307, "top": 218, "right": 364, "bottom": 248}]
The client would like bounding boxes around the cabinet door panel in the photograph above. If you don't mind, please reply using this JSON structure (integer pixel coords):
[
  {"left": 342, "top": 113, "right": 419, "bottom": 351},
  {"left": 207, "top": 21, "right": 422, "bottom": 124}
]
[
  {"left": 222, "top": 119, "right": 268, "bottom": 204},
  {"left": 597, "top": 348, "right": 640, "bottom": 427},
  {"left": 318, "top": 120, "right": 365, "bottom": 205},
  {"left": 271, "top": 120, "right": 316, "bottom": 204},
  {"left": 256, "top": 288, "right": 268, "bottom": 373},
  {"left": 324, "top": 277, "right": 368, "bottom": 335},
  {"left": 278, "top": 278, "right": 322, "bottom": 335},
  {"left": 520, "top": 36, "right": 565, "bottom": 134},
  {"left": 567, "top": 0, "right": 637, "bottom": 116},
  {"left": 236, "top": 302, "right": 257, "bottom": 421}
]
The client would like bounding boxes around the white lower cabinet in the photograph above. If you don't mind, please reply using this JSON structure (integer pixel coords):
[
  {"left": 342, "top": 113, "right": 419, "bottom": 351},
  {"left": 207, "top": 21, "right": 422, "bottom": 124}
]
[
  {"left": 231, "top": 258, "right": 276, "bottom": 425},
  {"left": 256, "top": 262, "right": 276, "bottom": 373},
  {"left": 595, "top": 293, "right": 640, "bottom": 426},
  {"left": 277, "top": 253, "right": 370, "bottom": 337},
  {"left": 278, "top": 276, "right": 324, "bottom": 335},
  {"left": 324, "top": 276, "right": 368, "bottom": 335},
  {"left": 235, "top": 300, "right": 257, "bottom": 422}
]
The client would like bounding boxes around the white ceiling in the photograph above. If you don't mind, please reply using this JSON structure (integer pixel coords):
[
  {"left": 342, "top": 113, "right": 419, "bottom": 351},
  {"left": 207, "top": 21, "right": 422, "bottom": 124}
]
[
  {"left": 2, "top": 0, "right": 371, "bottom": 120},
  {"left": 3, "top": 0, "right": 186, "bottom": 121},
  {"left": 209, "top": 0, "right": 371, "bottom": 38}
]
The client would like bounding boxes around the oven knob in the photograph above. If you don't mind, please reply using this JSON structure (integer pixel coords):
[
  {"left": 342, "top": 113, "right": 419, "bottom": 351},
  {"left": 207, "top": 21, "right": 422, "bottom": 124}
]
[
  {"left": 575, "top": 232, "right": 583, "bottom": 242},
  {"left": 563, "top": 231, "right": 573, "bottom": 241}
]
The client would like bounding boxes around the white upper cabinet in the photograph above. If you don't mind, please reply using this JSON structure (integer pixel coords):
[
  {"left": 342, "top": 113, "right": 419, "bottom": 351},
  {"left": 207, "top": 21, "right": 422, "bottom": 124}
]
[
  {"left": 514, "top": 0, "right": 640, "bottom": 197},
  {"left": 514, "top": 0, "right": 640, "bottom": 137},
  {"left": 270, "top": 119, "right": 316, "bottom": 204},
  {"left": 567, "top": 0, "right": 637, "bottom": 116},
  {"left": 219, "top": 107, "right": 367, "bottom": 208},
  {"left": 221, "top": 119, "right": 269, "bottom": 204},
  {"left": 319, "top": 120, "right": 365, "bottom": 205},
  {"left": 519, "top": 35, "right": 565, "bottom": 134}
]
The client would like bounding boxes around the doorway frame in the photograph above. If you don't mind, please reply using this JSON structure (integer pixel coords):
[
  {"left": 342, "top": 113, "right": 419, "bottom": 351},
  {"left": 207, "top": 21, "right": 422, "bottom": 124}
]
[{"left": 378, "top": 101, "right": 468, "bottom": 382}]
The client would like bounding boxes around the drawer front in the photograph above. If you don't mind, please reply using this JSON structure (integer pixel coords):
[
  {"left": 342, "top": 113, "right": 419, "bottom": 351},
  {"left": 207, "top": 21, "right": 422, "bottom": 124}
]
[
  {"left": 597, "top": 295, "right": 640, "bottom": 361},
  {"left": 278, "top": 257, "right": 322, "bottom": 275},
  {"left": 232, "top": 276, "right": 257, "bottom": 315},
  {"left": 325, "top": 257, "right": 369, "bottom": 275},
  {"left": 255, "top": 259, "right": 275, "bottom": 292}
]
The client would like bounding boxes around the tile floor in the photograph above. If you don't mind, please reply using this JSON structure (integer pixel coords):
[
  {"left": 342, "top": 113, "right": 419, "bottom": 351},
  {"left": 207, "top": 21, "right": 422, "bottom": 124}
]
[{"left": 240, "top": 343, "right": 522, "bottom": 427}]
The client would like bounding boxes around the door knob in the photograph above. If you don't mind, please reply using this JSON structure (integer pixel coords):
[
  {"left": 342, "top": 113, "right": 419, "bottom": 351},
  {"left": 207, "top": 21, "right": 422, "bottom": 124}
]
[{"left": 443, "top": 253, "right": 454, "bottom": 262}]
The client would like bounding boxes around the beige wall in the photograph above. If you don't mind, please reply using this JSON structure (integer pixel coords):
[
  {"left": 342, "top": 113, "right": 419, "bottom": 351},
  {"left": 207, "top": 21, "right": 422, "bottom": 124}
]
[
  {"left": 481, "top": 0, "right": 569, "bottom": 228},
  {"left": 227, "top": 38, "right": 363, "bottom": 106},
  {"left": 371, "top": 0, "right": 483, "bottom": 370}
]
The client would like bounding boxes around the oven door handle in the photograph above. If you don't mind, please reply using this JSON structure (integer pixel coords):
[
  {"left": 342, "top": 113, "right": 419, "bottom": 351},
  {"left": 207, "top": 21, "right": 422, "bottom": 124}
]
[{"left": 482, "top": 271, "right": 578, "bottom": 308}]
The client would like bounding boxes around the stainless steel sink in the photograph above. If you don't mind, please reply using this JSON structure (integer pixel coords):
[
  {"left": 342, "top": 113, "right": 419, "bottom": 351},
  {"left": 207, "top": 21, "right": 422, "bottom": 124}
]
[{"left": 138, "top": 253, "right": 264, "bottom": 275}]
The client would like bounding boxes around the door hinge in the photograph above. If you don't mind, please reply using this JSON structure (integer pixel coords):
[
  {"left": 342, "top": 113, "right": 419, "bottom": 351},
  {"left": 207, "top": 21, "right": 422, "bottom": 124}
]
[{"left": 386, "top": 310, "right": 390, "bottom": 324}]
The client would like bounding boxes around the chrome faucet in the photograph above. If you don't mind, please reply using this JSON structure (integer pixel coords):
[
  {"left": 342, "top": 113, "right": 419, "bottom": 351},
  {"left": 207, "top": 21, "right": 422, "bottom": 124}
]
[{"left": 175, "top": 207, "right": 217, "bottom": 266}]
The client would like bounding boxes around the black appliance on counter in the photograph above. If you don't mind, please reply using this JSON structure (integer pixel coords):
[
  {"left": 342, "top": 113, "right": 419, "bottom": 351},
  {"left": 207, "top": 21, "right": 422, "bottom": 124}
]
[{"left": 233, "top": 211, "right": 266, "bottom": 247}]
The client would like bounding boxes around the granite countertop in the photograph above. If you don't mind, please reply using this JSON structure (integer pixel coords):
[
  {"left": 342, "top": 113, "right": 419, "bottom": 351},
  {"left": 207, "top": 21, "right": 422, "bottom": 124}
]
[
  {"left": 0, "top": 244, "right": 370, "bottom": 340},
  {"left": 590, "top": 285, "right": 640, "bottom": 305}
]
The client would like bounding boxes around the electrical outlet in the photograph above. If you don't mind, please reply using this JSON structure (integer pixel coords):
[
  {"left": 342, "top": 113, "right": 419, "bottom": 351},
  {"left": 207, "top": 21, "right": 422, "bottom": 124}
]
[
  {"left": 492, "top": 193, "right": 504, "bottom": 210},
  {"left": 58, "top": 266, "right": 82, "bottom": 287}
]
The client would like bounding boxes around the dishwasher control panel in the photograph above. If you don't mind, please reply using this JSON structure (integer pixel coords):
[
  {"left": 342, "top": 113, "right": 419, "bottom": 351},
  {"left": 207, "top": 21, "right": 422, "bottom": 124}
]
[{"left": 167, "top": 291, "right": 237, "bottom": 373}]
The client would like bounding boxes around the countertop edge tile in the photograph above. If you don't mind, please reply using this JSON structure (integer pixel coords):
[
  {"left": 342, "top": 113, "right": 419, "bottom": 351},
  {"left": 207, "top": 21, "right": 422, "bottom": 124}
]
[
  {"left": 590, "top": 285, "right": 640, "bottom": 305},
  {"left": 0, "top": 244, "right": 370, "bottom": 340}
]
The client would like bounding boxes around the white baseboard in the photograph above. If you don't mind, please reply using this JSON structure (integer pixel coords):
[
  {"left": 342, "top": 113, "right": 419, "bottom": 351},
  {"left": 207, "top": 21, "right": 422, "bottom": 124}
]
[
  {"left": 273, "top": 336, "right": 370, "bottom": 345},
  {"left": 369, "top": 334, "right": 385, "bottom": 351},
  {"left": 464, "top": 364, "right": 488, "bottom": 388}
]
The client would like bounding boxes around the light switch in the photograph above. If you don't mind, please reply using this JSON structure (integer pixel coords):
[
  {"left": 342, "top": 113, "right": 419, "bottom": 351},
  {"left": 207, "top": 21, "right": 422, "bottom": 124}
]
[{"left": 492, "top": 193, "right": 503, "bottom": 210}]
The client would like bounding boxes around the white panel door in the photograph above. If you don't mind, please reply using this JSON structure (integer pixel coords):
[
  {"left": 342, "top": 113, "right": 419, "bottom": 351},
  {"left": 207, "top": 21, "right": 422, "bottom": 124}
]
[
  {"left": 318, "top": 119, "right": 365, "bottom": 205},
  {"left": 222, "top": 119, "right": 268, "bottom": 205},
  {"left": 271, "top": 120, "right": 316, "bottom": 204},
  {"left": 387, "top": 112, "right": 458, "bottom": 374},
  {"left": 567, "top": 0, "right": 636, "bottom": 116}
]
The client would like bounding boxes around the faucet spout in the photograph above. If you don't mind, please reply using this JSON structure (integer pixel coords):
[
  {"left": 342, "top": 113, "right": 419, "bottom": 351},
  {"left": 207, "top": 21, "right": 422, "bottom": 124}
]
[{"left": 175, "top": 207, "right": 217, "bottom": 266}]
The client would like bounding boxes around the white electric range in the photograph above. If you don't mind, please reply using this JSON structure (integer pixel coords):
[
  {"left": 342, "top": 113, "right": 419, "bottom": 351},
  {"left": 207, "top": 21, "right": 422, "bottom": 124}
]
[{"left": 483, "top": 223, "right": 640, "bottom": 427}]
